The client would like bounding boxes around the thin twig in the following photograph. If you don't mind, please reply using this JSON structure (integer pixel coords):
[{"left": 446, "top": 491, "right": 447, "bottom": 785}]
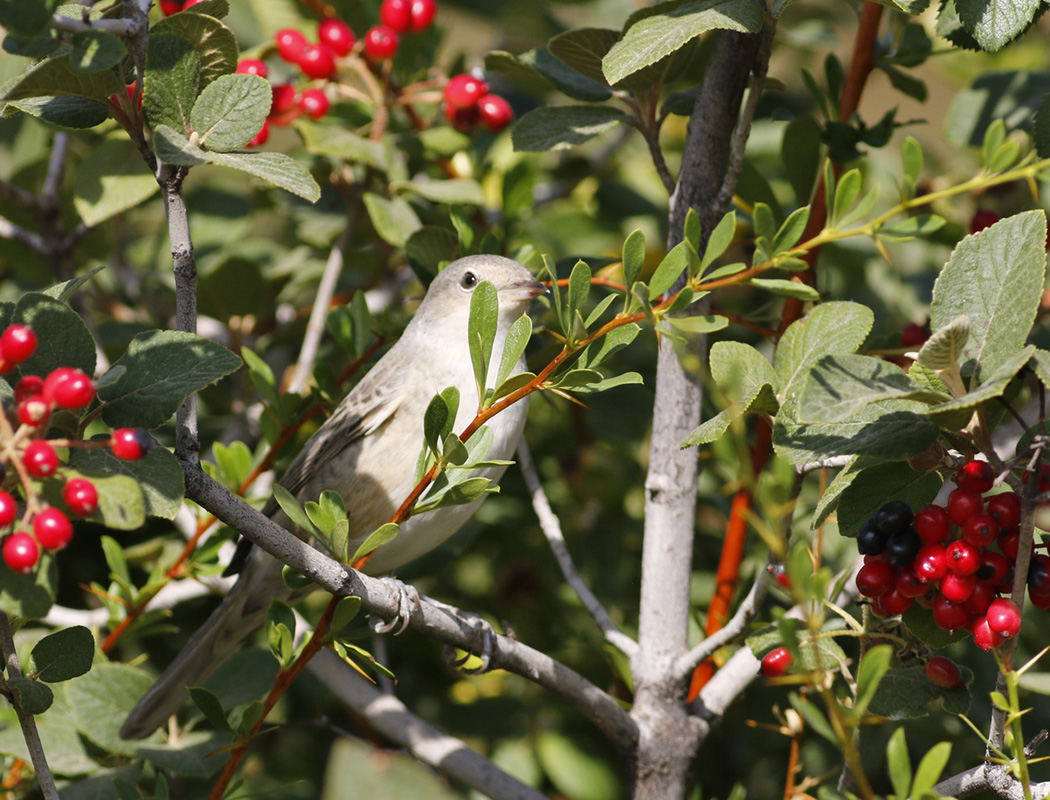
[
  {"left": 0, "top": 613, "right": 60, "bottom": 800},
  {"left": 517, "top": 440, "right": 638, "bottom": 658},
  {"left": 0, "top": 216, "right": 48, "bottom": 254},
  {"left": 50, "top": 12, "right": 146, "bottom": 35}
]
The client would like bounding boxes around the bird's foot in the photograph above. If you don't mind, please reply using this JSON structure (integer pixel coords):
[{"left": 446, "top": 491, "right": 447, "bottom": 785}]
[{"left": 370, "top": 577, "right": 420, "bottom": 635}]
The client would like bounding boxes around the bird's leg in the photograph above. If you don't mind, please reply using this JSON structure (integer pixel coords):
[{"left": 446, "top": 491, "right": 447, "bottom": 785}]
[{"left": 370, "top": 576, "right": 421, "bottom": 635}]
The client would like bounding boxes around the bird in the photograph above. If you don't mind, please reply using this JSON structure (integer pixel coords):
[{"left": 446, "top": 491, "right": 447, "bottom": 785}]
[{"left": 120, "top": 255, "right": 544, "bottom": 740}]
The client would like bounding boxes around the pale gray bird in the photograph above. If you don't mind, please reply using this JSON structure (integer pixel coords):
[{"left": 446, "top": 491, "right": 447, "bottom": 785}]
[{"left": 121, "top": 255, "right": 544, "bottom": 740}]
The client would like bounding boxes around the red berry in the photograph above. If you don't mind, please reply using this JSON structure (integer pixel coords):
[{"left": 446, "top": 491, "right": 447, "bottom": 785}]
[
  {"left": 986, "top": 597, "right": 1021, "bottom": 639},
  {"left": 247, "top": 119, "right": 270, "bottom": 148},
  {"left": 954, "top": 460, "right": 995, "bottom": 494},
  {"left": 408, "top": 0, "right": 436, "bottom": 32},
  {"left": 444, "top": 101, "right": 479, "bottom": 132},
  {"left": 931, "top": 596, "right": 969, "bottom": 632},
  {"left": 318, "top": 18, "right": 355, "bottom": 56},
  {"left": 925, "top": 656, "right": 963, "bottom": 688},
  {"left": 1029, "top": 553, "right": 1050, "bottom": 598},
  {"left": 979, "top": 550, "right": 1010, "bottom": 585},
  {"left": 915, "top": 544, "right": 948, "bottom": 584},
  {"left": 947, "top": 488, "right": 983, "bottom": 526},
  {"left": 1, "top": 325, "right": 37, "bottom": 364},
  {"left": 24, "top": 440, "right": 60, "bottom": 478},
  {"left": 971, "top": 615, "right": 999, "bottom": 650},
  {"left": 33, "top": 507, "right": 72, "bottom": 550},
  {"left": 364, "top": 25, "right": 399, "bottom": 60},
  {"left": 477, "top": 93, "right": 513, "bottom": 133},
  {"left": 987, "top": 492, "right": 1021, "bottom": 529},
  {"left": 915, "top": 504, "right": 950, "bottom": 543},
  {"left": 900, "top": 322, "right": 927, "bottom": 348},
  {"left": 14, "top": 375, "right": 44, "bottom": 403},
  {"left": 946, "top": 539, "right": 981, "bottom": 576},
  {"left": 269, "top": 84, "right": 299, "bottom": 126},
  {"left": 236, "top": 59, "right": 269, "bottom": 78},
  {"left": 17, "top": 396, "right": 50, "bottom": 427},
  {"left": 3, "top": 532, "right": 39, "bottom": 573},
  {"left": 379, "top": 0, "right": 412, "bottom": 33},
  {"left": 298, "top": 44, "right": 337, "bottom": 80},
  {"left": 895, "top": 565, "right": 928, "bottom": 598},
  {"left": 64, "top": 478, "right": 98, "bottom": 517},
  {"left": 856, "top": 560, "right": 895, "bottom": 597},
  {"left": 940, "top": 571, "right": 976, "bottom": 603},
  {"left": 159, "top": 0, "right": 183, "bottom": 15},
  {"left": 964, "top": 581, "right": 996, "bottom": 615},
  {"left": 275, "top": 28, "right": 308, "bottom": 63},
  {"left": 0, "top": 490, "right": 16, "bottom": 526},
  {"left": 299, "top": 89, "right": 331, "bottom": 120},
  {"left": 111, "top": 428, "right": 152, "bottom": 460},
  {"left": 761, "top": 646, "right": 793, "bottom": 677},
  {"left": 997, "top": 527, "right": 1022, "bottom": 560},
  {"left": 42, "top": 367, "right": 77, "bottom": 406},
  {"left": 51, "top": 369, "right": 94, "bottom": 410},
  {"left": 444, "top": 74, "right": 489, "bottom": 110},
  {"left": 1031, "top": 589, "right": 1050, "bottom": 610},
  {"left": 970, "top": 208, "right": 999, "bottom": 234},
  {"left": 877, "top": 587, "right": 913, "bottom": 616},
  {"left": 962, "top": 512, "right": 999, "bottom": 548},
  {"left": 1023, "top": 463, "right": 1050, "bottom": 492}
]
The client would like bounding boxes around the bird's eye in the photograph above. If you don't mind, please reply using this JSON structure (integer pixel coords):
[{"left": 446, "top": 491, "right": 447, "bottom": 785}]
[{"left": 460, "top": 271, "right": 477, "bottom": 289}]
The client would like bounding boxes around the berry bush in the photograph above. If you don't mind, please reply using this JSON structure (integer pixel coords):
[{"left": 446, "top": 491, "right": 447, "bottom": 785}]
[{"left": 3, "top": 0, "right": 1050, "bottom": 799}]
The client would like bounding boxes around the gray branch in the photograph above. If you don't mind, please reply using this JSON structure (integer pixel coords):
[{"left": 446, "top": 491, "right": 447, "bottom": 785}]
[
  {"left": 0, "top": 215, "right": 48, "bottom": 254},
  {"left": 0, "top": 613, "right": 60, "bottom": 800},
  {"left": 309, "top": 650, "right": 549, "bottom": 800},
  {"left": 517, "top": 440, "right": 638, "bottom": 658},
  {"left": 180, "top": 459, "right": 638, "bottom": 753}
]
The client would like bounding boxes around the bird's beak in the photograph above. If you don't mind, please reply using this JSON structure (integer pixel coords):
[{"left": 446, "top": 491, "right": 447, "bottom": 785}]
[{"left": 501, "top": 279, "right": 548, "bottom": 304}]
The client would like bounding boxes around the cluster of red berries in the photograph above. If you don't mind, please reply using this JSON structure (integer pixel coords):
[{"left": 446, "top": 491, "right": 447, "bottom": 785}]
[
  {"left": 442, "top": 74, "right": 513, "bottom": 134},
  {"left": 158, "top": 0, "right": 203, "bottom": 16},
  {"left": 854, "top": 460, "right": 1033, "bottom": 651},
  {"left": 0, "top": 323, "right": 153, "bottom": 574}
]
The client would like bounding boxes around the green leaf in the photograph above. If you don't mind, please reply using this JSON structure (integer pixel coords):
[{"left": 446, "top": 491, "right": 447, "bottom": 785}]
[
  {"left": 418, "top": 476, "right": 495, "bottom": 511},
  {"left": 97, "top": 330, "right": 241, "bottom": 429},
  {"left": 748, "top": 278, "right": 819, "bottom": 301},
  {"left": 0, "top": 0, "right": 57, "bottom": 38},
  {"left": 773, "top": 395, "right": 939, "bottom": 463},
  {"left": 775, "top": 301, "right": 874, "bottom": 399},
  {"left": 855, "top": 644, "right": 892, "bottom": 717},
  {"left": 0, "top": 51, "right": 124, "bottom": 103},
  {"left": 8, "top": 677, "right": 53, "bottom": 715},
  {"left": 495, "top": 314, "right": 533, "bottom": 390},
  {"left": 423, "top": 393, "right": 452, "bottom": 456},
  {"left": 31, "top": 626, "right": 94, "bottom": 682},
  {"left": 912, "top": 742, "right": 952, "bottom": 799},
  {"left": 665, "top": 315, "right": 728, "bottom": 335},
  {"left": 189, "top": 687, "right": 233, "bottom": 733},
  {"left": 351, "top": 522, "right": 399, "bottom": 564},
  {"left": 144, "top": 34, "right": 200, "bottom": 137},
  {"left": 267, "top": 601, "right": 296, "bottom": 665},
  {"left": 566, "top": 260, "right": 592, "bottom": 338},
  {"left": 772, "top": 207, "right": 810, "bottom": 253},
  {"left": 917, "top": 315, "right": 969, "bottom": 370},
  {"left": 797, "top": 353, "right": 950, "bottom": 423},
  {"left": 151, "top": 9, "right": 237, "bottom": 88},
  {"left": 547, "top": 28, "right": 618, "bottom": 85},
  {"left": 536, "top": 731, "right": 620, "bottom": 800},
  {"left": 151, "top": 124, "right": 210, "bottom": 166},
  {"left": 622, "top": 229, "right": 647, "bottom": 288},
  {"left": 930, "top": 211, "right": 1046, "bottom": 376},
  {"left": 330, "top": 596, "right": 363, "bottom": 639},
  {"left": 836, "top": 461, "right": 945, "bottom": 537},
  {"left": 928, "top": 345, "right": 1034, "bottom": 419},
  {"left": 191, "top": 73, "right": 270, "bottom": 152},
  {"left": 206, "top": 150, "right": 321, "bottom": 202},
  {"left": 3, "top": 94, "right": 110, "bottom": 130},
  {"left": 524, "top": 47, "right": 613, "bottom": 102},
  {"left": 879, "top": 214, "right": 946, "bottom": 243},
  {"left": 394, "top": 178, "right": 484, "bottom": 206},
  {"left": 902, "top": 136, "right": 923, "bottom": 184},
  {"left": 468, "top": 281, "right": 498, "bottom": 399},
  {"left": 886, "top": 728, "right": 912, "bottom": 799},
  {"left": 831, "top": 169, "right": 861, "bottom": 225},
  {"left": 69, "top": 30, "right": 126, "bottom": 72},
  {"left": 602, "top": 0, "right": 764, "bottom": 85},
  {"left": 67, "top": 664, "right": 164, "bottom": 755},
  {"left": 296, "top": 121, "right": 387, "bottom": 169},
  {"left": 74, "top": 138, "right": 160, "bottom": 227},
  {"left": 363, "top": 192, "right": 422, "bottom": 247},
  {"left": 955, "top": 0, "right": 1041, "bottom": 52},
  {"left": 867, "top": 663, "right": 972, "bottom": 718},
  {"left": 0, "top": 552, "right": 55, "bottom": 619},
  {"left": 71, "top": 446, "right": 182, "bottom": 522},
  {"left": 511, "top": 106, "right": 632, "bottom": 152},
  {"left": 272, "top": 484, "right": 318, "bottom": 537},
  {"left": 648, "top": 241, "right": 693, "bottom": 298},
  {"left": 12, "top": 293, "right": 96, "bottom": 378}
]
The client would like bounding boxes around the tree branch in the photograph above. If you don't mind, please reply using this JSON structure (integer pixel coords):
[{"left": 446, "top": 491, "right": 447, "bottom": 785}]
[
  {"left": 179, "top": 459, "right": 639, "bottom": 753},
  {"left": 0, "top": 613, "right": 60, "bottom": 800},
  {"left": 517, "top": 440, "right": 638, "bottom": 658}
]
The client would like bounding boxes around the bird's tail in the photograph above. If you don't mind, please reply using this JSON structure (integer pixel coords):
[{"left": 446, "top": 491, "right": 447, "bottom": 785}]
[{"left": 119, "top": 550, "right": 290, "bottom": 740}]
